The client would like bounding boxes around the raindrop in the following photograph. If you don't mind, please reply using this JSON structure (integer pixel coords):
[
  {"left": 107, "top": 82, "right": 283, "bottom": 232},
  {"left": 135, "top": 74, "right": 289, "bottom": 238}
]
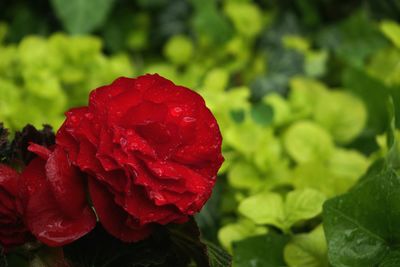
[
  {"left": 170, "top": 106, "right": 183, "bottom": 117},
  {"left": 120, "top": 137, "right": 127, "bottom": 147},
  {"left": 182, "top": 116, "right": 196, "bottom": 123},
  {"left": 84, "top": 113, "right": 94, "bottom": 120}
]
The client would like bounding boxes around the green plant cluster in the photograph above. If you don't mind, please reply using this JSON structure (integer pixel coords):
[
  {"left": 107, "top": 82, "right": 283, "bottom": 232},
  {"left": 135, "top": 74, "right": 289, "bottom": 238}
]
[
  {"left": 0, "top": 26, "right": 133, "bottom": 130},
  {"left": 1, "top": 0, "right": 400, "bottom": 266}
]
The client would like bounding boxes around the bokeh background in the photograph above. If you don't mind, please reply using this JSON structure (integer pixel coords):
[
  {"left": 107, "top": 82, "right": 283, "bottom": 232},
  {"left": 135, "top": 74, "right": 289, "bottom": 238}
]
[{"left": 1, "top": 0, "right": 400, "bottom": 266}]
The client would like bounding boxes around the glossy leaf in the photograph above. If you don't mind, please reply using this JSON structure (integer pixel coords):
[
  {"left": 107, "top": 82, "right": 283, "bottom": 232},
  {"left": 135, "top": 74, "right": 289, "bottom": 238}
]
[
  {"left": 233, "top": 233, "right": 289, "bottom": 267},
  {"left": 323, "top": 159, "right": 400, "bottom": 266}
]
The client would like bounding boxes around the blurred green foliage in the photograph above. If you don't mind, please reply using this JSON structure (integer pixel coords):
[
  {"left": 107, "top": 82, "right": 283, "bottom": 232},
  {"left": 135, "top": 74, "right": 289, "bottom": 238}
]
[
  {"left": 1, "top": 0, "right": 400, "bottom": 266},
  {"left": 0, "top": 31, "right": 133, "bottom": 130}
]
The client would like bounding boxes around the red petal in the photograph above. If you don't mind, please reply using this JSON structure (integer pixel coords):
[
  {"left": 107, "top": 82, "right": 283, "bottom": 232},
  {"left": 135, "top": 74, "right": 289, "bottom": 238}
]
[
  {"left": 45, "top": 147, "right": 88, "bottom": 219},
  {"left": 88, "top": 178, "right": 152, "bottom": 242},
  {"left": 114, "top": 185, "right": 186, "bottom": 225},
  {"left": 22, "top": 158, "right": 96, "bottom": 247},
  {"left": 28, "top": 143, "right": 52, "bottom": 160},
  {"left": 0, "top": 164, "right": 19, "bottom": 196}
]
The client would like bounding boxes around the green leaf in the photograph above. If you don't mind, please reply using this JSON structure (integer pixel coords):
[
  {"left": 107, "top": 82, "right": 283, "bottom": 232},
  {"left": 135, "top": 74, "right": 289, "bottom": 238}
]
[
  {"left": 288, "top": 77, "right": 327, "bottom": 119},
  {"left": 164, "top": 35, "right": 194, "bottom": 66},
  {"left": 50, "top": 0, "right": 115, "bottom": 34},
  {"left": 204, "top": 240, "right": 233, "bottom": 267},
  {"left": 233, "top": 233, "right": 290, "bottom": 267},
  {"left": 313, "top": 91, "right": 367, "bottom": 144},
  {"left": 64, "top": 219, "right": 231, "bottom": 267},
  {"left": 284, "top": 225, "right": 328, "bottom": 267},
  {"left": 169, "top": 219, "right": 232, "bottom": 267},
  {"left": 343, "top": 67, "right": 391, "bottom": 134},
  {"left": 323, "top": 159, "right": 400, "bottom": 267},
  {"left": 218, "top": 220, "right": 268, "bottom": 252},
  {"left": 328, "top": 149, "right": 369, "bottom": 183},
  {"left": 229, "top": 109, "right": 245, "bottom": 124},
  {"left": 223, "top": 2, "right": 263, "bottom": 39},
  {"left": 227, "top": 161, "right": 263, "bottom": 190},
  {"left": 191, "top": 0, "right": 233, "bottom": 45},
  {"left": 195, "top": 180, "right": 222, "bottom": 244},
  {"left": 253, "top": 128, "right": 286, "bottom": 175},
  {"left": 224, "top": 121, "right": 264, "bottom": 159},
  {"left": 304, "top": 50, "right": 328, "bottom": 78},
  {"left": 317, "top": 10, "right": 387, "bottom": 67},
  {"left": 250, "top": 102, "right": 274, "bottom": 126},
  {"left": 239, "top": 192, "right": 284, "bottom": 228},
  {"left": 283, "top": 121, "right": 334, "bottom": 164},
  {"left": 284, "top": 189, "right": 326, "bottom": 229},
  {"left": 239, "top": 189, "right": 325, "bottom": 232},
  {"left": 367, "top": 47, "right": 400, "bottom": 87},
  {"left": 263, "top": 93, "right": 292, "bottom": 127},
  {"left": 64, "top": 225, "right": 169, "bottom": 267},
  {"left": 380, "top": 20, "right": 400, "bottom": 48}
]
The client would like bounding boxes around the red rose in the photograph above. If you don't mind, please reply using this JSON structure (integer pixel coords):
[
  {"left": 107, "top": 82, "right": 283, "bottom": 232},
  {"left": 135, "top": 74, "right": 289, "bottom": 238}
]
[
  {"left": 20, "top": 144, "right": 96, "bottom": 246},
  {"left": 56, "top": 74, "right": 223, "bottom": 242},
  {"left": 0, "top": 164, "right": 31, "bottom": 249}
]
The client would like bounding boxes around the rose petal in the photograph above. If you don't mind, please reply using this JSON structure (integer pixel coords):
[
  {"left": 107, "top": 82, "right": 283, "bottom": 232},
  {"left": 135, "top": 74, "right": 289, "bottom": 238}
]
[
  {"left": 88, "top": 178, "right": 152, "bottom": 242},
  {"left": 45, "top": 147, "right": 88, "bottom": 218},
  {"left": 0, "top": 164, "right": 20, "bottom": 196},
  {"left": 22, "top": 158, "right": 96, "bottom": 247},
  {"left": 28, "top": 143, "right": 52, "bottom": 160},
  {"left": 114, "top": 184, "right": 186, "bottom": 225}
]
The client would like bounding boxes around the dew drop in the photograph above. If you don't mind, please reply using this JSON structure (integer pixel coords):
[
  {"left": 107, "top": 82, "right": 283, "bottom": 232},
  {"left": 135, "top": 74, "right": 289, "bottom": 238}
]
[
  {"left": 84, "top": 113, "right": 94, "bottom": 120},
  {"left": 170, "top": 106, "right": 183, "bottom": 117},
  {"left": 120, "top": 137, "right": 127, "bottom": 147}
]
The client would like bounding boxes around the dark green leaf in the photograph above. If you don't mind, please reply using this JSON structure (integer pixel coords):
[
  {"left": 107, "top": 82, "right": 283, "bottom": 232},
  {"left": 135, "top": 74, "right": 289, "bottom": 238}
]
[
  {"left": 317, "top": 10, "right": 387, "bottom": 67},
  {"left": 64, "top": 225, "right": 169, "bottom": 267},
  {"left": 169, "top": 218, "right": 232, "bottom": 267},
  {"left": 233, "top": 233, "right": 290, "bottom": 267},
  {"left": 50, "top": 0, "right": 115, "bottom": 34},
  {"left": 195, "top": 181, "right": 223, "bottom": 243},
  {"left": 323, "top": 158, "right": 400, "bottom": 266},
  {"left": 342, "top": 67, "right": 391, "bottom": 134},
  {"left": 230, "top": 109, "right": 245, "bottom": 124},
  {"left": 250, "top": 103, "right": 274, "bottom": 126},
  {"left": 203, "top": 240, "right": 232, "bottom": 267},
  {"left": 190, "top": 0, "right": 233, "bottom": 45},
  {"left": 250, "top": 74, "right": 288, "bottom": 101}
]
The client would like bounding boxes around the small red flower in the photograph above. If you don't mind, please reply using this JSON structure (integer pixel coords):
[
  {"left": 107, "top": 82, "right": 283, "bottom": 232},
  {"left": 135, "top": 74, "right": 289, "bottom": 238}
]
[
  {"left": 56, "top": 74, "right": 224, "bottom": 242},
  {"left": 21, "top": 144, "right": 96, "bottom": 247},
  {"left": 0, "top": 164, "right": 31, "bottom": 249}
]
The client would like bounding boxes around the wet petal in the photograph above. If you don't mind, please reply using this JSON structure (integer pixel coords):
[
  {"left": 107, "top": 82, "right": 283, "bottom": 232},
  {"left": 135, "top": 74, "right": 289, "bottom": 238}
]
[
  {"left": 45, "top": 147, "right": 88, "bottom": 219},
  {"left": 22, "top": 158, "right": 96, "bottom": 247},
  {"left": 88, "top": 178, "right": 152, "bottom": 242}
]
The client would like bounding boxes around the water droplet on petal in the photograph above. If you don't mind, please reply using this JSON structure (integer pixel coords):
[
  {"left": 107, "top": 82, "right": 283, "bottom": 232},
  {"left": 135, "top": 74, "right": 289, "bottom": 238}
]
[
  {"left": 170, "top": 106, "right": 183, "bottom": 117},
  {"left": 84, "top": 113, "right": 94, "bottom": 120},
  {"left": 183, "top": 116, "right": 196, "bottom": 123},
  {"left": 120, "top": 137, "right": 127, "bottom": 147}
]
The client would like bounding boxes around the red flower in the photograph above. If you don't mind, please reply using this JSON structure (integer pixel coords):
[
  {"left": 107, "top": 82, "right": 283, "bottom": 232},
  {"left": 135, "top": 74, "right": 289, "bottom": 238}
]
[
  {"left": 56, "top": 74, "right": 223, "bottom": 242},
  {"left": 0, "top": 164, "right": 30, "bottom": 249},
  {"left": 21, "top": 144, "right": 96, "bottom": 247}
]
